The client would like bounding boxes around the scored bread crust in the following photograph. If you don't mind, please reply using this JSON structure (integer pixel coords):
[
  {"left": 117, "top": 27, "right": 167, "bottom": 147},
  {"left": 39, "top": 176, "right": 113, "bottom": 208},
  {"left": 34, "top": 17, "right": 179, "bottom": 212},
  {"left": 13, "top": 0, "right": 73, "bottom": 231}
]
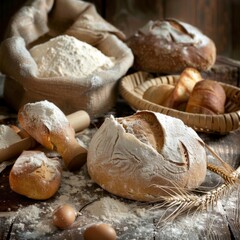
[
  {"left": 87, "top": 111, "right": 207, "bottom": 202},
  {"left": 9, "top": 150, "right": 62, "bottom": 200},
  {"left": 127, "top": 19, "right": 216, "bottom": 74}
]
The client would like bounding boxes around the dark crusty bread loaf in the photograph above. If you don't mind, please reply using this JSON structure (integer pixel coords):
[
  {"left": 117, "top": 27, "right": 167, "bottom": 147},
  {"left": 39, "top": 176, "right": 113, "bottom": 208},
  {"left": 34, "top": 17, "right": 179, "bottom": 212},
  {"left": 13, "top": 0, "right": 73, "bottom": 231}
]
[{"left": 127, "top": 19, "right": 216, "bottom": 74}]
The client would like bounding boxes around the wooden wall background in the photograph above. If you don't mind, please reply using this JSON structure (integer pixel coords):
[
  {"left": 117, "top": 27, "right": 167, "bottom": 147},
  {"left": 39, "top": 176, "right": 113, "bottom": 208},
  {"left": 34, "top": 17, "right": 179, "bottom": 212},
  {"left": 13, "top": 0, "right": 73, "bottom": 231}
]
[{"left": 0, "top": 0, "right": 240, "bottom": 60}]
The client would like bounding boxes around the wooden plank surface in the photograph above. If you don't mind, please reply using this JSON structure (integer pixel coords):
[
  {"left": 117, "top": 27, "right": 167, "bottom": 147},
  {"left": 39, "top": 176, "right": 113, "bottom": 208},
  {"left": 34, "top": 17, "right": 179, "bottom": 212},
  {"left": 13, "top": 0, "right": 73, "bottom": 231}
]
[
  {"left": 0, "top": 0, "right": 239, "bottom": 238},
  {"left": 0, "top": 110, "right": 239, "bottom": 240},
  {"left": 0, "top": 72, "right": 240, "bottom": 239},
  {"left": 102, "top": 0, "right": 237, "bottom": 61},
  {"left": 164, "top": 0, "right": 232, "bottom": 56}
]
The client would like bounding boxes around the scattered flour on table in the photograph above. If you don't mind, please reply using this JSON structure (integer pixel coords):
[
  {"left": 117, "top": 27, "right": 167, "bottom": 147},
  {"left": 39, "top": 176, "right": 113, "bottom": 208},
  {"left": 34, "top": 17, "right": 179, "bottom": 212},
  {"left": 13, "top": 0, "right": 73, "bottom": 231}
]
[
  {"left": 4, "top": 164, "right": 226, "bottom": 240},
  {"left": 76, "top": 127, "right": 97, "bottom": 149},
  {"left": 29, "top": 34, "right": 114, "bottom": 78},
  {"left": 6, "top": 204, "right": 54, "bottom": 239},
  {"left": 84, "top": 196, "right": 139, "bottom": 224},
  {"left": 0, "top": 125, "right": 21, "bottom": 149},
  {"left": 2, "top": 128, "right": 227, "bottom": 239}
]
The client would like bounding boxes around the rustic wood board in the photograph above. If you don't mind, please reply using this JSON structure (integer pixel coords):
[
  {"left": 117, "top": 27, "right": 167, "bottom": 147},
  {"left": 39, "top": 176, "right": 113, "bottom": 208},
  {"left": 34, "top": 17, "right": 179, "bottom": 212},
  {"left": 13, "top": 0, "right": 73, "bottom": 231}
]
[
  {"left": 0, "top": 154, "right": 239, "bottom": 240},
  {"left": 0, "top": 74, "right": 240, "bottom": 240}
]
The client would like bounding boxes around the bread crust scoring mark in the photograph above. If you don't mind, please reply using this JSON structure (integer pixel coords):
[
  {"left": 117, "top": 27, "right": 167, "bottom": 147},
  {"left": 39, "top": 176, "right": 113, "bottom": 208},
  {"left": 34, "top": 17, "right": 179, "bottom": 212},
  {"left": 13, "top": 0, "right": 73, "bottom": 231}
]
[
  {"left": 127, "top": 19, "right": 216, "bottom": 73},
  {"left": 87, "top": 111, "right": 207, "bottom": 201}
]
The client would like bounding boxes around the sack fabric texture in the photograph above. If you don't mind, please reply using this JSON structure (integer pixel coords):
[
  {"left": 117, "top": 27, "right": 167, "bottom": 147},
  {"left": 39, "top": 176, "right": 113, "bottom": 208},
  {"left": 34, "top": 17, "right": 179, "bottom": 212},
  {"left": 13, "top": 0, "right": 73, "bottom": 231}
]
[{"left": 0, "top": 0, "right": 134, "bottom": 117}]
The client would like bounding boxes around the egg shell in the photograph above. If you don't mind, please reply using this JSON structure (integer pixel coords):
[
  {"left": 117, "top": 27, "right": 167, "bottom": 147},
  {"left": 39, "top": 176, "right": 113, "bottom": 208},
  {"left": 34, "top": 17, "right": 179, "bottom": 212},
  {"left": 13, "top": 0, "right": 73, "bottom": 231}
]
[
  {"left": 83, "top": 223, "right": 117, "bottom": 240},
  {"left": 52, "top": 204, "right": 76, "bottom": 229}
]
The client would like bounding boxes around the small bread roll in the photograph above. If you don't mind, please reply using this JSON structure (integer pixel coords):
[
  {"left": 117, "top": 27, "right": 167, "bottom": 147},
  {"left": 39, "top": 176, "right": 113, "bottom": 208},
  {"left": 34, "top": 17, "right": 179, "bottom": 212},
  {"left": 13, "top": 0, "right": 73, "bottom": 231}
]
[
  {"left": 9, "top": 150, "right": 62, "bottom": 200},
  {"left": 162, "top": 67, "right": 203, "bottom": 109},
  {"left": 127, "top": 19, "right": 216, "bottom": 73},
  {"left": 87, "top": 111, "right": 207, "bottom": 202},
  {"left": 186, "top": 79, "right": 226, "bottom": 115},
  {"left": 143, "top": 84, "right": 174, "bottom": 105},
  {"left": 18, "top": 100, "right": 87, "bottom": 170},
  {"left": 18, "top": 100, "right": 73, "bottom": 151}
]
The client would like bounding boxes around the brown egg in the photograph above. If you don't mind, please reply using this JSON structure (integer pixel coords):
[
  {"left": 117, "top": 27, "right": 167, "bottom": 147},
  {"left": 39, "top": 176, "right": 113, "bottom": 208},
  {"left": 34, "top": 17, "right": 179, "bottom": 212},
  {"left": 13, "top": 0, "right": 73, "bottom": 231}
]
[
  {"left": 83, "top": 223, "right": 117, "bottom": 240},
  {"left": 52, "top": 204, "right": 77, "bottom": 229}
]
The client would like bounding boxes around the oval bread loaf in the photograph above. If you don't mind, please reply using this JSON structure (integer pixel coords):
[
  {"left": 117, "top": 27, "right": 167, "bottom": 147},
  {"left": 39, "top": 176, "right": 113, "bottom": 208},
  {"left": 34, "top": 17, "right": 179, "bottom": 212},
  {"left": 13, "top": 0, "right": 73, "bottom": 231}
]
[
  {"left": 186, "top": 79, "right": 226, "bottom": 114},
  {"left": 18, "top": 100, "right": 73, "bottom": 151},
  {"left": 161, "top": 67, "right": 203, "bottom": 109},
  {"left": 87, "top": 111, "right": 207, "bottom": 202},
  {"left": 143, "top": 84, "right": 175, "bottom": 105}
]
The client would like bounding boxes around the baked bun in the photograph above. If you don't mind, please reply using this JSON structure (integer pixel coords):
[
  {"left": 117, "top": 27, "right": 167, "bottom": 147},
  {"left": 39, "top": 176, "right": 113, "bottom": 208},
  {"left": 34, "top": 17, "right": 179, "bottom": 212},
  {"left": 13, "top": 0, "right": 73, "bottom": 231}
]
[
  {"left": 127, "top": 19, "right": 216, "bottom": 73},
  {"left": 18, "top": 100, "right": 87, "bottom": 170},
  {"left": 9, "top": 150, "right": 62, "bottom": 200},
  {"left": 87, "top": 111, "right": 207, "bottom": 202},
  {"left": 18, "top": 100, "right": 73, "bottom": 150},
  {"left": 162, "top": 67, "right": 203, "bottom": 109},
  {"left": 186, "top": 79, "right": 226, "bottom": 115},
  {"left": 143, "top": 84, "right": 174, "bottom": 105}
]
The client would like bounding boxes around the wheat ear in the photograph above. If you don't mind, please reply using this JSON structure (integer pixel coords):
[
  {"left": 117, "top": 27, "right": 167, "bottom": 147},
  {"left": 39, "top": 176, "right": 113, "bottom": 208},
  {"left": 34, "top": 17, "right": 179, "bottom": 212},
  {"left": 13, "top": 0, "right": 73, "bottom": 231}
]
[{"left": 152, "top": 144, "right": 240, "bottom": 226}]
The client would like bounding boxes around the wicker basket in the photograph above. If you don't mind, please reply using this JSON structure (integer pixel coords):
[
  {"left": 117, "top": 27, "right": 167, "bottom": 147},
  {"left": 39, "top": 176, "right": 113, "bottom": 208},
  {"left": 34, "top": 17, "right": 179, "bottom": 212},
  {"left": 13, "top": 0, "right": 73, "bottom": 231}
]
[{"left": 119, "top": 71, "right": 240, "bottom": 134}]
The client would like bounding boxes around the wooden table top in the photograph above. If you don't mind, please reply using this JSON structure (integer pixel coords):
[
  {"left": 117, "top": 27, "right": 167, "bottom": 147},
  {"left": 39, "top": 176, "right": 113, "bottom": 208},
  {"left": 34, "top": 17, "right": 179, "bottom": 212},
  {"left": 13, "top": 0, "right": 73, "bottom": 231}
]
[{"left": 0, "top": 72, "right": 239, "bottom": 240}]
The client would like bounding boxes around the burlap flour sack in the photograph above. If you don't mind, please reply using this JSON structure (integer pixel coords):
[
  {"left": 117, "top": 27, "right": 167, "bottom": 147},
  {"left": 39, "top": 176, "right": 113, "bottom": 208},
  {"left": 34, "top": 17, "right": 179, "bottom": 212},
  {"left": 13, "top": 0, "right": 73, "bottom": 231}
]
[{"left": 0, "top": 0, "right": 133, "bottom": 117}]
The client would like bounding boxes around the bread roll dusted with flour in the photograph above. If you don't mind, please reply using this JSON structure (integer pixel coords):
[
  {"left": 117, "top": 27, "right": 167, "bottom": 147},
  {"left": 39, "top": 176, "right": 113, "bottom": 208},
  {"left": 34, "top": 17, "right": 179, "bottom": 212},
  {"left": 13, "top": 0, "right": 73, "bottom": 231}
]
[
  {"left": 9, "top": 150, "right": 62, "bottom": 200},
  {"left": 127, "top": 19, "right": 216, "bottom": 73},
  {"left": 18, "top": 100, "right": 87, "bottom": 171},
  {"left": 87, "top": 111, "right": 207, "bottom": 202}
]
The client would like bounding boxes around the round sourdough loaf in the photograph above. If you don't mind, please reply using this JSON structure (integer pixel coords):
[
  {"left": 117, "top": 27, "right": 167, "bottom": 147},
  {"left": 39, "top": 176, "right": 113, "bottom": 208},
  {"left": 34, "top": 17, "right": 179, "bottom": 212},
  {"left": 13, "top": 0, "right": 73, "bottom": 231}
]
[
  {"left": 127, "top": 19, "right": 216, "bottom": 74},
  {"left": 87, "top": 111, "right": 207, "bottom": 202}
]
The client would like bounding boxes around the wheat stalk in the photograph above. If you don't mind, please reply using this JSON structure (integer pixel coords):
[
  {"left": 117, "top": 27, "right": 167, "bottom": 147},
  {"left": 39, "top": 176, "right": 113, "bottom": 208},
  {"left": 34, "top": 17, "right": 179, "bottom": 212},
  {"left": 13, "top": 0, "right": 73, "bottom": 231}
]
[
  {"left": 207, "top": 163, "right": 237, "bottom": 184},
  {"left": 151, "top": 144, "right": 240, "bottom": 226}
]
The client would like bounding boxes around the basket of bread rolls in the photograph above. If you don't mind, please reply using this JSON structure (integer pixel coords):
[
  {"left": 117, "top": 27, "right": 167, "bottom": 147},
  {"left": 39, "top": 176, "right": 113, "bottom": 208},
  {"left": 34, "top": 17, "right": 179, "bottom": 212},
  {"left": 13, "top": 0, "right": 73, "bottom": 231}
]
[{"left": 119, "top": 19, "right": 240, "bottom": 134}]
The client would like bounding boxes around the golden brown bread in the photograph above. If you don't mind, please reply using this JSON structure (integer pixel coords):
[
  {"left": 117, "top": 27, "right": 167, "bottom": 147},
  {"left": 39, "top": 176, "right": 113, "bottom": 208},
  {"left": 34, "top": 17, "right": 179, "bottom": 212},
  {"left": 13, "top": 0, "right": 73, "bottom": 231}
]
[
  {"left": 143, "top": 84, "right": 174, "bottom": 105},
  {"left": 186, "top": 79, "right": 226, "bottom": 114},
  {"left": 87, "top": 111, "right": 207, "bottom": 202},
  {"left": 9, "top": 150, "right": 62, "bottom": 200},
  {"left": 127, "top": 19, "right": 216, "bottom": 74},
  {"left": 162, "top": 67, "right": 203, "bottom": 109},
  {"left": 18, "top": 100, "right": 87, "bottom": 171}
]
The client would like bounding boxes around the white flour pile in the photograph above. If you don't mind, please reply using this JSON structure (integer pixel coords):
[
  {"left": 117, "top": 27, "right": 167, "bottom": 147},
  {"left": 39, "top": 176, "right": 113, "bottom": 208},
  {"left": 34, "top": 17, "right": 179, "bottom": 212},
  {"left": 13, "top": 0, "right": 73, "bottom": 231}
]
[
  {"left": 29, "top": 35, "right": 114, "bottom": 78},
  {"left": 84, "top": 196, "right": 139, "bottom": 224},
  {"left": 0, "top": 125, "right": 21, "bottom": 149}
]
